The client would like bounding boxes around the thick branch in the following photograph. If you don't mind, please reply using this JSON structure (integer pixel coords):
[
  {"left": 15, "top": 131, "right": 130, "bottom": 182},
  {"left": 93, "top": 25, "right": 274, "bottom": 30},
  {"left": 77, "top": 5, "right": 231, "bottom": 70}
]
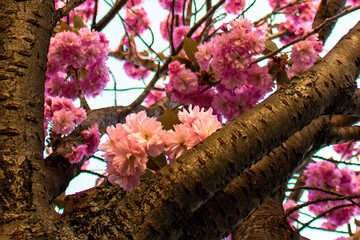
[
  {"left": 64, "top": 22, "right": 360, "bottom": 239},
  {"left": 312, "top": 0, "right": 346, "bottom": 43}
]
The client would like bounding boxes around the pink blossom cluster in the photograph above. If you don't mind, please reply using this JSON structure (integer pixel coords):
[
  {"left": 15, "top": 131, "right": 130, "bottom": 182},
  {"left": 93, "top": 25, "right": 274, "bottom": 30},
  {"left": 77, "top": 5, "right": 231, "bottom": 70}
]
[
  {"left": 333, "top": 142, "right": 358, "bottom": 160},
  {"left": 100, "top": 111, "right": 165, "bottom": 191},
  {"left": 287, "top": 34, "right": 323, "bottom": 78},
  {"left": 123, "top": 61, "right": 150, "bottom": 80},
  {"left": 304, "top": 161, "right": 360, "bottom": 229},
  {"left": 158, "top": 0, "right": 189, "bottom": 14},
  {"left": 269, "top": 0, "right": 320, "bottom": 44},
  {"left": 100, "top": 107, "right": 221, "bottom": 191},
  {"left": 44, "top": 97, "right": 87, "bottom": 135},
  {"left": 46, "top": 28, "right": 110, "bottom": 99},
  {"left": 65, "top": 125, "right": 101, "bottom": 164},
  {"left": 123, "top": 5, "right": 150, "bottom": 36},
  {"left": 165, "top": 105, "right": 222, "bottom": 160},
  {"left": 210, "top": 17, "right": 265, "bottom": 81},
  {"left": 212, "top": 83, "right": 272, "bottom": 120},
  {"left": 224, "top": 0, "right": 246, "bottom": 15},
  {"left": 283, "top": 199, "right": 299, "bottom": 227},
  {"left": 55, "top": 0, "right": 95, "bottom": 24},
  {"left": 165, "top": 18, "right": 273, "bottom": 121}
]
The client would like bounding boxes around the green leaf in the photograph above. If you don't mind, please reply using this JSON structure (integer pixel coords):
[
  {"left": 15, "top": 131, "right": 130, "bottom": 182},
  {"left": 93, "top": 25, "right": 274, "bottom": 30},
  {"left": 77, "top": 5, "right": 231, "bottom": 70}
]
[
  {"left": 276, "top": 70, "right": 290, "bottom": 85},
  {"left": 147, "top": 153, "right": 168, "bottom": 171},
  {"left": 262, "top": 39, "right": 278, "bottom": 55},
  {"left": 59, "top": 21, "right": 74, "bottom": 32},
  {"left": 73, "top": 14, "right": 85, "bottom": 29},
  {"left": 183, "top": 37, "right": 199, "bottom": 63},
  {"left": 157, "top": 105, "right": 180, "bottom": 130}
]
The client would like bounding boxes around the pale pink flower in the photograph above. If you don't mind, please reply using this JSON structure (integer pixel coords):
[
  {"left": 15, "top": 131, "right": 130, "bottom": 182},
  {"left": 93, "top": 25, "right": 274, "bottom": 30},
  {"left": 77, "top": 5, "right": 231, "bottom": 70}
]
[
  {"left": 52, "top": 109, "right": 76, "bottom": 135},
  {"left": 165, "top": 124, "right": 199, "bottom": 160},
  {"left": 192, "top": 117, "right": 222, "bottom": 141},
  {"left": 125, "top": 111, "right": 165, "bottom": 157},
  {"left": 107, "top": 161, "right": 145, "bottom": 191},
  {"left": 178, "top": 105, "right": 215, "bottom": 125},
  {"left": 110, "top": 139, "right": 148, "bottom": 176},
  {"left": 195, "top": 41, "right": 214, "bottom": 70}
]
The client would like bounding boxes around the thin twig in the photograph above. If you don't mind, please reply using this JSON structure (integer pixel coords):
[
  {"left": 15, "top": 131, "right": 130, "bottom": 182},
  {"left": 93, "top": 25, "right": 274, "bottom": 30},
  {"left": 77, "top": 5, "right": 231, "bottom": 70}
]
[
  {"left": 253, "top": 4, "right": 360, "bottom": 64},
  {"left": 54, "top": 0, "right": 87, "bottom": 23}
]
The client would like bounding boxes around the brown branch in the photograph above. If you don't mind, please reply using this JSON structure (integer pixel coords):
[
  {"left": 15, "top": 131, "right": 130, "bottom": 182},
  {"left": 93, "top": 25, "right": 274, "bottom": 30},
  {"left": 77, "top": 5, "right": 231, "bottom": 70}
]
[
  {"left": 312, "top": 0, "right": 347, "bottom": 43},
  {"left": 92, "top": 0, "right": 128, "bottom": 31},
  {"left": 54, "top": 0, "right": 87, "bottom": 23}
]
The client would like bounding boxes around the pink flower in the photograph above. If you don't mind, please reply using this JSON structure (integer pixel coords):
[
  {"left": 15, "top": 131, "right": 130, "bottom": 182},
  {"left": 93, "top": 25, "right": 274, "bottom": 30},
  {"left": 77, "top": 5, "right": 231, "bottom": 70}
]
[
  {"left": 82, "top": 125, "right": 101, "bottom": 156},
  {"left": 125, "top": 111, "right": 165, "bottom": 157},
  {"left": 107, "top": 162, "right": 145, "bottom": 191},
  {"left": 165, "top": 124, "right": 200, "bottom": 160},
  {"left": 168, "top": 61, "right": 184, "bottom": 76},
  {"left": 195, "top": 41, "right": 214, "bottom": 70},
  {"left": 65, "top": 145, "right": 87, "bottom": 164},
  {"left": 224, "top": 0, "right": 246, "bottom": 15},
  {"left": 109, "top": 139, "right": 148, "bottom": 176},
  {"left": 171, "top": 67, "right": 198, "bottom": 94},
  {"left": 144, "top": 87, "right": 166, "bottom": 107},
  {"left": 123, "top": 61, "right": 150, "bottom": 80},
  {"left": 158, "top": 0, "right": 188, "bottom": 14},
  {"left": 52, "top": 109, "right": 76, "bottom": 135}
]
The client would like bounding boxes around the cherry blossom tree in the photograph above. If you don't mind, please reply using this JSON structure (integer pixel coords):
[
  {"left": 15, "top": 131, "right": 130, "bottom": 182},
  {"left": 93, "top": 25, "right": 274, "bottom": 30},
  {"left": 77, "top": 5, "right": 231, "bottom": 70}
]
[{"left": 2, "top": 0, "right": 360, "bottom": 239}]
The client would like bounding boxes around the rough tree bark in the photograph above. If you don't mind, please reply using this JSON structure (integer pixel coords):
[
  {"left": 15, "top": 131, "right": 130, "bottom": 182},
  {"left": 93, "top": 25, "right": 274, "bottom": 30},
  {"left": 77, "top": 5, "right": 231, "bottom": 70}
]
[{"left": 1, "top": 0, "right": 360, "bottom": 239}]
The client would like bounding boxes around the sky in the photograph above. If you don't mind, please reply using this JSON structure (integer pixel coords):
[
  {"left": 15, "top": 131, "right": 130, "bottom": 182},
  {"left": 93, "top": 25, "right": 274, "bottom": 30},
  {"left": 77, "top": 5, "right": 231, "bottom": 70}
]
[{"left": 64, "top": 1, "right": 360, "bottom": 239}]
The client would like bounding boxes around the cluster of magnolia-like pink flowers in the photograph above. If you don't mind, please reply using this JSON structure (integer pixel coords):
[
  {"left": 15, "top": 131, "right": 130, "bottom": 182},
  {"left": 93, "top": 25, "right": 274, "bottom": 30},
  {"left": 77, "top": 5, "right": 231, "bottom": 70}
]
[
  {"left": 100, "top": 106, "right": 222, "bottom": 191},
  {"left": 65, "top": 125, "right": 101, "bottom": 164},
  {"left": 46, "top": 28, "right": 110, "bottom": 99},
  {"left": 287, "top": 34, "right": 323, "bottom": 78},
  {"left": 44, "top": 97, "right": 87, "bottom": 135},
  {"left": 304, "top": 161, "right": 360, "bottom": 230}
]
